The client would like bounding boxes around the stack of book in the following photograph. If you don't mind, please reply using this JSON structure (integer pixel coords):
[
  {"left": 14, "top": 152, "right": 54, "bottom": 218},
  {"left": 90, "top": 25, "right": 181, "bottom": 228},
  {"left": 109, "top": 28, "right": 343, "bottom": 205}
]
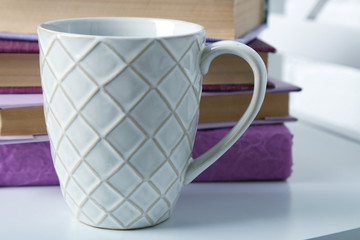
[{"left": 0, "top": 0, "right": 301, "bottom": 186}]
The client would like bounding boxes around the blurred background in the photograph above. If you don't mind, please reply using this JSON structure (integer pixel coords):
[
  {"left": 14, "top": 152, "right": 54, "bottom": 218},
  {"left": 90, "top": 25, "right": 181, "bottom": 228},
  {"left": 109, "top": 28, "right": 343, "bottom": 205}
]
[{"left": 259, "top": 0, "right": 360, "bottom": 143}]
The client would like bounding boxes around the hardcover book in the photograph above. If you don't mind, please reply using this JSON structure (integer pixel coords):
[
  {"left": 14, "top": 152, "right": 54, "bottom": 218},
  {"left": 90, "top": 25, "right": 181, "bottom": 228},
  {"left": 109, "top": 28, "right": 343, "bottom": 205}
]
[
  {"left": 200, "top": 78, "right": 301, "bottom": 123},
  {"left": 0, "top": 0, "right": 267, "bottom": 39},
  {"left": 0, "top": 37, "right": 275, "bottom": 89},
  {"left": 0, "top": 106, "right": 46, "bottom": 136},
  {"left": 0, "top": 79, "right": 300, "bottom": 136}
]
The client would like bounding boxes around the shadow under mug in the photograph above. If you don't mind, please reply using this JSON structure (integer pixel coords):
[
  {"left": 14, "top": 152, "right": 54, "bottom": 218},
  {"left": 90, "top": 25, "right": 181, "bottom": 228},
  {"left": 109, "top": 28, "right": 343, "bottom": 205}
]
[{"left": 38, "top": 17, "right": 267, "bottom": 229}]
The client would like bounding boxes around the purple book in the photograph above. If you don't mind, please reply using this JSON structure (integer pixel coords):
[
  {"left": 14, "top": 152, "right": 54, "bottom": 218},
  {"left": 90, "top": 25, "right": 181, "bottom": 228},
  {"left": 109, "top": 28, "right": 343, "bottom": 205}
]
[
  {"left": 0, "top": 124, "right": 293, "bottom": 186},
  {"left": 0, "top": 141, "right": 59, "bottom": 186},
  {"left": 193, "top": 124, "right": 293, "bottom": 181}
]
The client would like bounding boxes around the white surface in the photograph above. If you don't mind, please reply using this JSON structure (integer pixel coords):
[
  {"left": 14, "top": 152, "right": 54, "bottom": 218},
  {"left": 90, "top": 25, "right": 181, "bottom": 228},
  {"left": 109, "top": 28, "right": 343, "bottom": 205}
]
[{"left": 1, "top": 121, "right": 360, "bottom": 239}]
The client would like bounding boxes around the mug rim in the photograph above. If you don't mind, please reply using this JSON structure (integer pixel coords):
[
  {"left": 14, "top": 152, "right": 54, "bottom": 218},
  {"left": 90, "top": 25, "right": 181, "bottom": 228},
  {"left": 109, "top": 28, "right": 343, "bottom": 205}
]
[{"left": 38, "top": 17, "right": 205, "bottom": 39}]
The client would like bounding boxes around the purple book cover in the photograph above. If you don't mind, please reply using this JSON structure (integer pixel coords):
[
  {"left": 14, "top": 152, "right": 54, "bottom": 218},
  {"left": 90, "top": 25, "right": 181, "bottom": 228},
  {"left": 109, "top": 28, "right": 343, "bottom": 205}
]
[
  {"left": 0, "top": 124, "right": 293, "bottom": 186},
  {"left": 246, "top": 38, "right": 276, "bottom": 53},
  {"left": 0, "top": 82, "right": 276, "bottom": 95},
  {"left": 202, "top": 78, "right": 302, "bottom": 97},
  {"left": 0, "top": 39, "right": 39, "bottom": 53},
  {"left": 0, "top": 135, "right": 49, "bottom": 145},
  {"left": 198, "top": 116, "right": 298, "bottom": 130},
  {"left": 206, "top": 24, "right": 268, "bottom": 44},
  {"left": 0, "top": 141, "right": 59, "bottom": 186},
  {"left": 0, "top": 32, "right": 38, "bottom": 42},
  {"left": 0, "top": 31, "right": 275, "bottom": 53},
  {"left": 0, "top": 87, "right": 42, "bottom": 94},
  {"left": 193, "top": 124, "right": 293, "bottom": 181},
  {"left": 0, "top": 81, "right": 275, "bottom": 95},
  {"left": 202, "top": 81, "right": 275, "bottom": 92}
]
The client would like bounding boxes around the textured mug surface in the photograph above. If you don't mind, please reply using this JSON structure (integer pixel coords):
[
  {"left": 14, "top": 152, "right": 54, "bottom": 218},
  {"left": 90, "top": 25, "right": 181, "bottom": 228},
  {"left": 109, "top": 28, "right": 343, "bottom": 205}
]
[{"left": 38, "top": 17, "right": 267, "bottom": 229}]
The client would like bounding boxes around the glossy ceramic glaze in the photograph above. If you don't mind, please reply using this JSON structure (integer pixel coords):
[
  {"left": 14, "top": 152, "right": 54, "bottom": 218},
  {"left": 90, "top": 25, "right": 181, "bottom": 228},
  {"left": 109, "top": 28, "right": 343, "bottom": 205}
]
[{"left": 38, "top": 17, "right": 267, "bottom": 229}]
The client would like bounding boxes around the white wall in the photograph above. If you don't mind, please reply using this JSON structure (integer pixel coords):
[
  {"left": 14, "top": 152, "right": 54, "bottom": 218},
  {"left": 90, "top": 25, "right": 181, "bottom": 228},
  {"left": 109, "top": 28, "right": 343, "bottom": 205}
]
[{"left": 260, "top": 0, "right": 360, "bottom": 142}]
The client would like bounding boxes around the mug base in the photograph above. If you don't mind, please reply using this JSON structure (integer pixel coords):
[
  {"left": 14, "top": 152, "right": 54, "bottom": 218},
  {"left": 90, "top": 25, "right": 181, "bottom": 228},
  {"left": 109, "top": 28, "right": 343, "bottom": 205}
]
[{"left": 77, "top": 212, "right": 171, "bottom": 230}]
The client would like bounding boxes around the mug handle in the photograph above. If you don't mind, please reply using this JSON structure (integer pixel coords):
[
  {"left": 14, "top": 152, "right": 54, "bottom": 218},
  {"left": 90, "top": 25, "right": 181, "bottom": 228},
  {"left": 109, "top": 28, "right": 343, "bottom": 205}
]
[{"left": 183, "top": 40, "right": 267, "bottom": 184}]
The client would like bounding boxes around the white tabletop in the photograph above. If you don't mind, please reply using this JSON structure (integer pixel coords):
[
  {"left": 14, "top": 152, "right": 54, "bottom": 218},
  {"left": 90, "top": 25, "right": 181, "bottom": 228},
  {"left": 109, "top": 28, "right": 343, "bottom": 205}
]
[{"left": 1, "top": 121, "right": 360, "bottom": 240}]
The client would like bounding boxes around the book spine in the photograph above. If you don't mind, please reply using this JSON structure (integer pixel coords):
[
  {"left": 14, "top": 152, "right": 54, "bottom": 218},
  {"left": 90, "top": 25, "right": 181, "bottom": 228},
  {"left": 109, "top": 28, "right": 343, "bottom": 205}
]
[
  {"left": 0, "top": 106, "right": 47, "bottom": 136},
  {"left": 0, "top": 87, "right": 42, "bottom": 94},
  {"left": 0, "top": 39, "right": 39, "bottom": 53},
  {"left": 202, "top": 81, "right": 275, "bottom": 92}
]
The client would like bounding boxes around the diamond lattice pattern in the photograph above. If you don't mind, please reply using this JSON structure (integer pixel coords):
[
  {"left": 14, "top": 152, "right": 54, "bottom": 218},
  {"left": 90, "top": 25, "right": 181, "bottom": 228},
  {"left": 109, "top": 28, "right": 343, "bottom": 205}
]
[{"left": 38, "top": 30, "right": 204, "bottom": 229}]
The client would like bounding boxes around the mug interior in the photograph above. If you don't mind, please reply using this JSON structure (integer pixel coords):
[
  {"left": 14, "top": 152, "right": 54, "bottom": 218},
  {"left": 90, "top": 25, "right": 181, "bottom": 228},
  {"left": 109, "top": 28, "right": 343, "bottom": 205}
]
[{"left": 39, "top": 17, "right": 204, "bottom": 38}]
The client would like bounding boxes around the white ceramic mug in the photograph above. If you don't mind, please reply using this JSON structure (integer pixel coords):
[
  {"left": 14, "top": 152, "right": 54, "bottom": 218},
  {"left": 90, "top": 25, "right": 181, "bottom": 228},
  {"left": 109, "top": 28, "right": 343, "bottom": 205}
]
[{"left": 38, "top": 17, "right": 267, "bottom": 229}]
